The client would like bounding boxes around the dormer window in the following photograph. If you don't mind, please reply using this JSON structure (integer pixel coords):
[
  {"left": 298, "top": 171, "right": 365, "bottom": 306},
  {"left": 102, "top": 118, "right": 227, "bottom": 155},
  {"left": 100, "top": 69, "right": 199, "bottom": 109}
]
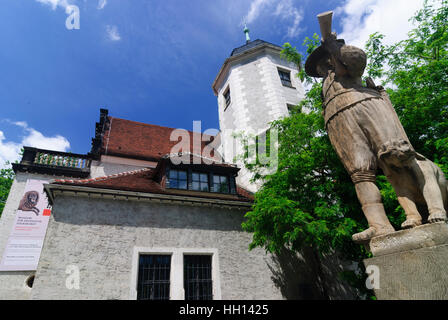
[
  {"left": 212, "top": 175, "right": 229, "bottom": 193},
  {"left": 192, "top": 172, "right": 209, "bottom": 192},
  {"left": 223, "top": 87, "right": 231, "bottom": 109},
  {"left": 168, "top": 169, "right": 188, "bottom": 189},
  {"left": 166, "top": 165, "right": 236, "bottom": 194},
  {"left": 278, "top": 68, "right": 293, "bottom": 88}
]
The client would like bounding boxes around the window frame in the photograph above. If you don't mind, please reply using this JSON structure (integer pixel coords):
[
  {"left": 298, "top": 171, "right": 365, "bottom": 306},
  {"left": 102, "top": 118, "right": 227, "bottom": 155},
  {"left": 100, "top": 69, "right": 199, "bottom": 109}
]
[
  {"left": 136, "top": 254, "right": 172, "bottom": 300},
  {"left": 191, "top": 171, "right": 210, "bottom": 192},
  {"left": 166, "top": 166, "right": 236, "bottom": 195},
  {"left": 277, "top": 68, "right": 294, "bottom": 88},
  {"left": 212, "top": 174, "right": 230, "bottom": 193},
  {"left": 183, "top": 254, "right": 213, "bottom": 300},
  {"left": 167, "top": 169, "right": 188, "bottom": 190},
  {"left": 287, "top": 103, "right": 298, "bottom": 114},
  {"left": 223, "top": 86, "right": 231, "bottom": 110}
]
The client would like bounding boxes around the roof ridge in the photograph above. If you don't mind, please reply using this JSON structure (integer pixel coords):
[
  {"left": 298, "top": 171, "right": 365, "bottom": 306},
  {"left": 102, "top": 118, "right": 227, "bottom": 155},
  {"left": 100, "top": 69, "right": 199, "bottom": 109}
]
[
  {"left": 53, "top": 167, "right": 152, "bottom": 185},
  {"left": 230, "top": 39, "right": 282, "bottom": 57}
]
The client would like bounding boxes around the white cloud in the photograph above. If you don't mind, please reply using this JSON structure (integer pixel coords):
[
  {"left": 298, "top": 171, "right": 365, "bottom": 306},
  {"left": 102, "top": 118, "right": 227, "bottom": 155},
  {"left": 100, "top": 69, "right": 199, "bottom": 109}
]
[
  {"left": 36, "top": 0, "right": 72, "bottom": 10},
  {"left": 243, "top": 0, "right": 304, "bottom": 38},
  {"left": 22, "top": 129, "right": 70, "bottom": 152},
  {"left": 0, "top": 121, "right": 70, "bottom": 169},
  {"left": 106, "top": 25, "right": 121, "bottom": 41},
  {"left": 13, "top": 121, "right": 28, "bottom": 129},
  {"left": 97, "top": 0, "right": 107, "bottom": 10},
  {"left": 244, "top": 0, "right": 273, "bottom": 24},
  {"left": 0, "top": 131, "right": 22, "bottom": 169},
  {"left": 273, "top": 0, "right": 304, "bottom": 38},
  {"left": 335, "top": 0, "right": 425, "bottom": 49}
]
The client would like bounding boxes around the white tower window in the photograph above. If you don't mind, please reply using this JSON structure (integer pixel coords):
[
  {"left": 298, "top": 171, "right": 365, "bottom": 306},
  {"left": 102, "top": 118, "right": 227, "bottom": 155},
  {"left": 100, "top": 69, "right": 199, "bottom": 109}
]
[
  {"left": 277, "top": 68, "right": 294, "bottom": 88},
  {"left": 223, "top": 86, "right": 231, "bottom": 110},
  {"left": 287, "top": 103, "right": 299, "bottom": 114}
]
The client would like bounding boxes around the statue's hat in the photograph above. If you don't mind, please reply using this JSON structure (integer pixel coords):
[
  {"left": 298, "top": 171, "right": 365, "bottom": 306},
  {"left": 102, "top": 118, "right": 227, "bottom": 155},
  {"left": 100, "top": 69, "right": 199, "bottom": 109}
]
[{"left": 304, "top": 39, "right": 345, "bottom": 78}]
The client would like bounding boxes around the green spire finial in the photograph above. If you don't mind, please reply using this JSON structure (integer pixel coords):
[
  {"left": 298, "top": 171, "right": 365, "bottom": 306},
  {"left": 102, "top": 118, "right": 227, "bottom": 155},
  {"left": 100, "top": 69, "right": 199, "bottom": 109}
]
[{"left": 243, "top": 23, "right": 250, "bottom": 43}]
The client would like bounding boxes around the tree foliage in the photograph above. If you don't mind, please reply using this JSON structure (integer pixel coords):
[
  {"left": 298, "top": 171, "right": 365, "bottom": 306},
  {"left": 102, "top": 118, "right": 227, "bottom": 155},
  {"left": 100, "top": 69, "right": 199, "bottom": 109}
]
[
  {"left": 241, "top": 0, "right": 448, "bottom": 295},
  {"left": 365, "top": 0, "right": 448, "bottom": 212},
  {"left": 0, "top": 164, "right": 14, "bottom": 217}
]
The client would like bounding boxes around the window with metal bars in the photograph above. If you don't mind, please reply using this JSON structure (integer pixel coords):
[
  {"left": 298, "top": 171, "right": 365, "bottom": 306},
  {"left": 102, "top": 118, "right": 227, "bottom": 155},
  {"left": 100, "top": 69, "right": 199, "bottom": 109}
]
[
  {"left": 184, "top": 255, "right": 213, "bottom": 300},
  {"left": 137, "top": 255, "right": 171, "bottom": 300},
  {"left": 278, "top": 69, "right": 293, "bottom": 87}
]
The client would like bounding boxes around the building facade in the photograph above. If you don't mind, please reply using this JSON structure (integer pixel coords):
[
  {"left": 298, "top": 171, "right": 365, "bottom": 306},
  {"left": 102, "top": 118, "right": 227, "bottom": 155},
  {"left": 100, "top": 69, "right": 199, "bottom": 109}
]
[
  {"left": 0, "top": 38, "right": 357, "bottom": 300},
  {"left": 213, "top": 39, "right": 305, "bottom": 192}
]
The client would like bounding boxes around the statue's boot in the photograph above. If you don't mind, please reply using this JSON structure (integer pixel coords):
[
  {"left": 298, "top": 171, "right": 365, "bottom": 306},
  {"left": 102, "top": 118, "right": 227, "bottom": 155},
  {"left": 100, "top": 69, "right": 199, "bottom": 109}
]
[{"left": 352, "top": 203, "right": 395, "bottom": 243}]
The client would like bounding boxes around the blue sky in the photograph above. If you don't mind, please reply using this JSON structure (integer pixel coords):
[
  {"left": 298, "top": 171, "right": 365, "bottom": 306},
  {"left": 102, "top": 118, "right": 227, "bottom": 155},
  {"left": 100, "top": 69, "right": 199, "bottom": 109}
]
[{"left": 0, "top": 0, "right": 424, "bottom": 167}]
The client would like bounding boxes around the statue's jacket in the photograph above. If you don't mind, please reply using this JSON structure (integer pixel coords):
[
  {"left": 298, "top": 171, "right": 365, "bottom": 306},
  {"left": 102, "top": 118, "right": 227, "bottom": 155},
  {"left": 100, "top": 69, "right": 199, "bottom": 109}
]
[
  {"left": 322, "top": 82, "right": 383, "bottom": 128},
  {"left": 321, "top": 64, "right": 413, "bottom": 179}
]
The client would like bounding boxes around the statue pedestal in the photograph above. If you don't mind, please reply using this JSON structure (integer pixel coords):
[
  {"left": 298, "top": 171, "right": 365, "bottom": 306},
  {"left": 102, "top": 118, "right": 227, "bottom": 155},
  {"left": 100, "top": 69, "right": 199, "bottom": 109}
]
[{"left": 364, "top": 222, "right": 448, "bottom": 299}]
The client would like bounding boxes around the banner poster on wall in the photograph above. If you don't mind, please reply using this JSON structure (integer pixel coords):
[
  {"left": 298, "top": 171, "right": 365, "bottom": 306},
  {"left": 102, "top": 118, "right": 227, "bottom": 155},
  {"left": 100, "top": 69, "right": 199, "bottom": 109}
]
[{"left": 0, "top": 179, "right": 51, "bottom": 271}]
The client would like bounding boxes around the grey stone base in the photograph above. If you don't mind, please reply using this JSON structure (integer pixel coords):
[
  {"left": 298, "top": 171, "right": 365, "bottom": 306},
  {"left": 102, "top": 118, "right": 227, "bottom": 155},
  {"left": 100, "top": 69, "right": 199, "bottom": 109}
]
[{"left": 364, "top": 222, "right": 448, "bottom": 300}]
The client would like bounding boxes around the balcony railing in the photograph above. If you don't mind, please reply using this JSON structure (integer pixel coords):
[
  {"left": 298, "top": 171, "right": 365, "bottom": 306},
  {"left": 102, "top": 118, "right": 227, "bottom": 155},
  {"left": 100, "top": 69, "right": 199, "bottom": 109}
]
[
  {"left": 13, "top": 147, "right": 91, "bottom": 178},
  {"left": 34, "top": 151, "right": 88, "bottom": 169}
]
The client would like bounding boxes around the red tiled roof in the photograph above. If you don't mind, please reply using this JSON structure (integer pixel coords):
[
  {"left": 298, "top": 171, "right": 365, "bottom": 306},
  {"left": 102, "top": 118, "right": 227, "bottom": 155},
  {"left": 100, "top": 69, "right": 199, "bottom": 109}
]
[
  {"left": 102, "top": 117, "right": 221, "bottom": 162},
  {"left": 52, "top": 168, "right": 253, "bottom": 202}
]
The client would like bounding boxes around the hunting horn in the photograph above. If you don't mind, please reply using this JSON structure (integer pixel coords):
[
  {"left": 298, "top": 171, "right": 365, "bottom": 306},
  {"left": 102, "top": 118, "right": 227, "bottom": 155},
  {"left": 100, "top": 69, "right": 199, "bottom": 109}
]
[{"left": 317, "top": 11, "right": 333, "bottom": 42}]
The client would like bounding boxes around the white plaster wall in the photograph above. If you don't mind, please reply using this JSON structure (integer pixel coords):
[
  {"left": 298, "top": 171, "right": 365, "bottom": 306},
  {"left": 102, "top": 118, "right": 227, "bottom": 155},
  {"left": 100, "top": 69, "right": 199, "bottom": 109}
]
[
  {"left": 30, "top": 196, "right": 284, "bottom": 300},
  {"left": 89, "top": 160, "right": 152, "bottom": 179}
]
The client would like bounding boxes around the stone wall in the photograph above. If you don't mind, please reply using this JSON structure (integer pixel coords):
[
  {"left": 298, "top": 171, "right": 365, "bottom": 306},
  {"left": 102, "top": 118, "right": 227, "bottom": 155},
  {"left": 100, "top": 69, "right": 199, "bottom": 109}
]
[
  {"left": 30, "top": 195, "right": 284, "bottom": 300},
  {"left": 364, "top": 222, "right": 448, "bottom": 299},
  {"left": 90, "top": 160, "right": 151, "bottom": 178},
  {"left": 0, "top": 161, "right": 149, "bottom": 299},
  {"left": 0, "top": 172, "right": 61, "bottom": 300},
  {"left": 1, "top": 172, "right": 359, "bottom": 300}
]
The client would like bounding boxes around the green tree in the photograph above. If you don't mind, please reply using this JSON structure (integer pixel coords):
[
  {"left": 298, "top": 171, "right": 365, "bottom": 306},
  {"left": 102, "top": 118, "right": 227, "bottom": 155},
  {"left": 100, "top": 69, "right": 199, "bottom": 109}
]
[
  {"left": 365, "top": 0, "right": 448, "bottom": 215},
  {"left": 241, "top": 0, "right": 447, "bottom": 297},
  {"left": 366, "top": 0, "right": 448, "bottom": 171},
  {"left": 0, "top": 163, "right": 15, "bottom": 217}
]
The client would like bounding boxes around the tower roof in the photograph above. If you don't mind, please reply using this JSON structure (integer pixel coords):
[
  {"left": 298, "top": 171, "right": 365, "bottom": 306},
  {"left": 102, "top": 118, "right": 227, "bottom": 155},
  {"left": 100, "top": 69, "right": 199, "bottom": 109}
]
[
  {"left": 212, "top": 39, "right": 284, "bottom": 95},
  {"left": 230, "top": 39, "right": 282, "bottom": 57}
]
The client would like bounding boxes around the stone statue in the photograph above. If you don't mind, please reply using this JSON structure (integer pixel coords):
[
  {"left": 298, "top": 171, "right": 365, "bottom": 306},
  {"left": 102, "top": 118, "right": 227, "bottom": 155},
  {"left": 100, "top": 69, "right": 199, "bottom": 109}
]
[{"left": 304, "top": 11, "right": 448, "bottom": 243}]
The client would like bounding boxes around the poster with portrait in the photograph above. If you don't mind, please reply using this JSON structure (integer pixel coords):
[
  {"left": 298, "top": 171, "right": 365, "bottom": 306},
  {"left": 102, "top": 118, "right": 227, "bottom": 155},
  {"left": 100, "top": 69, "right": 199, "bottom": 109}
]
[{"left": 0, "top": 179, "right": 51, "bottom": 271}]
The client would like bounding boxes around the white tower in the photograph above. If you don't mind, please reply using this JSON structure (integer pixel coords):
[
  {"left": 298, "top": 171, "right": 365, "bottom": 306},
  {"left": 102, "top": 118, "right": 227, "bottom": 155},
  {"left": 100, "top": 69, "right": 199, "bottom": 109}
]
[{"left": 212, "top": 32, "right": 305, "bottom": 193}]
